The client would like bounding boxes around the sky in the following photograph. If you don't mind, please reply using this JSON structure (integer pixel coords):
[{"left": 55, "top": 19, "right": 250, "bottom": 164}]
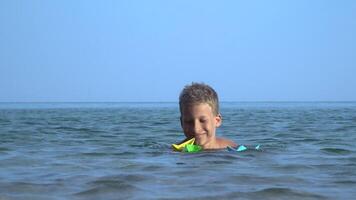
[{"left": 1, "top": 0, "right": 356, "bottom": 102}]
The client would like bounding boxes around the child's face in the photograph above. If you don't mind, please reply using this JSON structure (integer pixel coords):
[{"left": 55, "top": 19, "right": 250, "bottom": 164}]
[{"left": 180, "top": 103, "right": 222, "bottom": 146}]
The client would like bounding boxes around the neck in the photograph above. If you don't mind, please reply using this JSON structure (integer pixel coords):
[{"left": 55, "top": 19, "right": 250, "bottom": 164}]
[{"left": 200, "top": 138, "right": 218, "bottom": 149}]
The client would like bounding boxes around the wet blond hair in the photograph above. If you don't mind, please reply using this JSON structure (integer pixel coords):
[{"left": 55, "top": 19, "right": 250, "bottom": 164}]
[{"left": 179, "top": 82, "right": 220, "bottom": 116}]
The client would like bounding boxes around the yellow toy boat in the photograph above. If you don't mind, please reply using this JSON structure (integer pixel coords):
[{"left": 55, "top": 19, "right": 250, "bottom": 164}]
[{"left": 172, "top": 138, "right": 195, "bottom": 152}]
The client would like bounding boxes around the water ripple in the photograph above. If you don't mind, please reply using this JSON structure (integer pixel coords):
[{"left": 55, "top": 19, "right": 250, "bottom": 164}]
[{"left": 1, "top": 102, "right": 356, "bottom": 199}]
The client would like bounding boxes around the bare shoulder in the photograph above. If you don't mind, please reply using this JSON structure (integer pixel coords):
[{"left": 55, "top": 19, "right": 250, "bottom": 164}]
[{"left": 216, "top": 137, "right": 237, "bottom": 148}]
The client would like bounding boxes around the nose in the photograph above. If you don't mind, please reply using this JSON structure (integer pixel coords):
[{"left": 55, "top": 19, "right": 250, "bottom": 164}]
[{"left": 192, "top": 122, "right": 202, "bottom": 135}]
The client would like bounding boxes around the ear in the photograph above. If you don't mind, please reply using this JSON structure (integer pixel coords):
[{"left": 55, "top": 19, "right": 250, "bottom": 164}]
[{"left": 215, "top": 114, "right": 222, "bottom": 127}]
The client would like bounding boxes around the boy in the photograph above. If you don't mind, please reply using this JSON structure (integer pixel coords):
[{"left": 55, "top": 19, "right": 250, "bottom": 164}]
[{"left": 177, "top": 82, "right": 237, "bottom": 150}]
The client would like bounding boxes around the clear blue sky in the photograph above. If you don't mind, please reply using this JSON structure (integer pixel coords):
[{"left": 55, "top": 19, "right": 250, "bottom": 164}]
[{"left": 1, "top": 0, "right": 355, "bottom": 102}]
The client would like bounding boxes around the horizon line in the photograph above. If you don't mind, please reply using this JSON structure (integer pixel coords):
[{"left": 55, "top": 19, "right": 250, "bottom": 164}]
[{"left": 1, "top": 101, "right": 356, "bottom": 103}]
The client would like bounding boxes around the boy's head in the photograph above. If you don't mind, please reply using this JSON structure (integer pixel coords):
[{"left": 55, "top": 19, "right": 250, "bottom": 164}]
[
  {"left": 179, "top": 83, "right": 222, "bottom": 146},
  {"left": 179, "top": 82, "right": 219, "bottom": 115}
]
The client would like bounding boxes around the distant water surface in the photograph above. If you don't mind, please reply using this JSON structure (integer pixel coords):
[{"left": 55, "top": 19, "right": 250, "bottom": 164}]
[{"left": 0, "top": 102, "right": 355, "bottom": 199}]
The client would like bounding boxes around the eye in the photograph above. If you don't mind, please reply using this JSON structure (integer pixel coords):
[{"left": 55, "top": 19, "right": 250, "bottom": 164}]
[{"left": 200, "top": 119, "right": 207, "bottom": 123}]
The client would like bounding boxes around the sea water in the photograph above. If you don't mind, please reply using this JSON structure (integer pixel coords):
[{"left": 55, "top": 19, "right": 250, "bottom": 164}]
[{"left": 0, "top": 102, "right": 355, "bottom": 200}]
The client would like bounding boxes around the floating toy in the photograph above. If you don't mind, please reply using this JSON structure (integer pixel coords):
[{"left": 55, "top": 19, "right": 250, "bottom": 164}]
[
  {"left": 227, "top": 144, "right": 261, "bottom": 152},
  {"left": 183, "top": 144, "right": 202, "bottom": 153},
  {"left": 173, "top": 138, "right": 260, "bottom": 153},
  {"left": 172, "top": 138, "right": 195, "bottom": 151}
]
